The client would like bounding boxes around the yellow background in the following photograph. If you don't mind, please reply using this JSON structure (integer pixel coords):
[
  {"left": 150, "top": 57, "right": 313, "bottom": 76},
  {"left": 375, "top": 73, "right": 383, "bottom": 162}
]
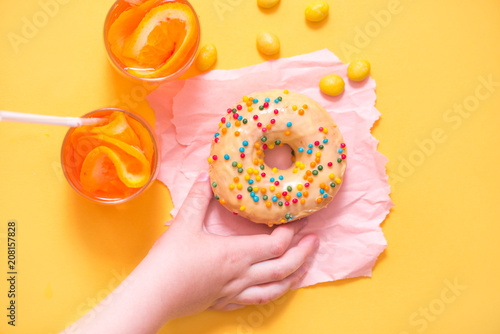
[{"left": 1, "top": 0, "right": 499, "bottom": 333}]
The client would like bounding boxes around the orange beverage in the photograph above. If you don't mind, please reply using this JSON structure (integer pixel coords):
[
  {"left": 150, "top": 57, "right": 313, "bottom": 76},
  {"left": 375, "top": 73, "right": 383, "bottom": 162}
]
[
  {"left": 104, "top": 0, "right": 200, "bottom": 82},
  {"left": 61, "top": 108, "right": 159, "bottom": 203}
]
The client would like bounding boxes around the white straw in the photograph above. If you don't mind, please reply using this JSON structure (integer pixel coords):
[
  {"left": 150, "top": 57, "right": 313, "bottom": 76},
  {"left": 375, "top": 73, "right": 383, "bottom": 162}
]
[{"left": 0, "top": 111, "right": 103, "bottom": 127}]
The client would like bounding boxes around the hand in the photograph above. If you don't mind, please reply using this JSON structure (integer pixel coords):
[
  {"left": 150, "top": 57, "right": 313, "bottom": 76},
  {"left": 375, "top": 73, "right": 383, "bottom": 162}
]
[
  {"left": 149, "top": 172, "right": 319, "bottom": 319},
  {"left": 63, "top": 172, "right": 319, "bottom": 334}
]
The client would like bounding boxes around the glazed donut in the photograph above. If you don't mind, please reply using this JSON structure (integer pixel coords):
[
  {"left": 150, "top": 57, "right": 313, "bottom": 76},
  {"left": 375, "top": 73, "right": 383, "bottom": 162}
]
[{"left": 208, "top": 90, "right": 347, "bottom": 226}]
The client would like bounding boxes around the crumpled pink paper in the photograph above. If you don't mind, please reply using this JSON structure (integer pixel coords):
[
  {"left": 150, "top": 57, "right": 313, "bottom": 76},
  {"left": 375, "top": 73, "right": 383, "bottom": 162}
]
[{"left": 147, "top": 49, "right": 392, "bottom": 288}]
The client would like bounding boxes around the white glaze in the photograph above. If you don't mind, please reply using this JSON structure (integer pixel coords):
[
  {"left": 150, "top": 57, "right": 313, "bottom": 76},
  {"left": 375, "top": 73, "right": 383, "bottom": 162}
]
[{"left": 208, "top": 90, "right": 347, "bottom": 226}]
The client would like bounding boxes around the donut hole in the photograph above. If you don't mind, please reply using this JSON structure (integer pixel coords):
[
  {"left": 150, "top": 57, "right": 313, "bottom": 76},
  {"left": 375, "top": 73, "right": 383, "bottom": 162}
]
[{"left": 263, "top": 144, "right": 294, "bottom": 170}]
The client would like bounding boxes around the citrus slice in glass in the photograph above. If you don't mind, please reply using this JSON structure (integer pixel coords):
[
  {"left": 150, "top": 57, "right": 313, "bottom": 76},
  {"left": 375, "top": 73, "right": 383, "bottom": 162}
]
[{"left": 121, "top": 2, "right": 198, "bottom": 77}]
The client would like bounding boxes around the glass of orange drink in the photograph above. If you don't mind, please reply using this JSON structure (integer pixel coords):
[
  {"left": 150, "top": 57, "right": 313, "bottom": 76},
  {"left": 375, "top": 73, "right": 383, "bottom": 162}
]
[
  {"left": 104, "top": 0, "right": 200, "bottom": 83},
  {"left": 61, "top": 108, "right": 159, "bottom": 204}
]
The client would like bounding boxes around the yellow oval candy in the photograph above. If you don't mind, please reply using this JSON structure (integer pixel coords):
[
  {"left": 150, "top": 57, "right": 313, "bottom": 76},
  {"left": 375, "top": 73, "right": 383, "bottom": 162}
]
[
  {"left": 196, "top": 43, "right": 217, "bottom": 72},
  {"left": 347, "top": 59, "right": 371, "bottom": 81},
  {"left": 257, "top": 0, "right": 280, "bottom": 9},
  {"left": 256, "top": 31, "right": 280, "bottom": 56},
  {"left": 305, "top": 1, "right": 329, "bottom": 22},
  {"left": 319, "top": 74, "right": 345, "bottom": 96}
]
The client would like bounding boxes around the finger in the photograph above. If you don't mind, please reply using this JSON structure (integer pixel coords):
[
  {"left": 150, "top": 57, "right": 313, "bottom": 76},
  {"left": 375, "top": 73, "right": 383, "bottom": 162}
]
[
  {"left": 173, "top": 172, "right": 213, "bottom": 229},
  {"left": 229, "top": 218, "right": 310, "bottom": 264},
  {"left": 221, "top": 235, "right": 318, "bottom": 296},
  {"left": 244, "top": 234, "right": 318, "bottom": 286},
  {"left": 209, "top": 303, "right": 245, "bottom": 312},
  {"left": 228, "top": 263, "right": 309, "bottom": 306}
]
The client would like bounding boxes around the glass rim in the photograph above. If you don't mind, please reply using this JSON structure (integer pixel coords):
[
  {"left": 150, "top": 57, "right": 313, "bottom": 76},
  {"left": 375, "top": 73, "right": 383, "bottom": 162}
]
[
  {"left": 103, "top": 0, "right": 201, "bottom": 84},
  {"left": 60, "top": 108, "right": 160, "bottom": 205}
]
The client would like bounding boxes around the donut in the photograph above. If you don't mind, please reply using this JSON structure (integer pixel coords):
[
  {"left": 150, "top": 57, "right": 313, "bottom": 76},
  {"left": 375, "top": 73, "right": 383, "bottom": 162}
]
[{"left": 208, "top": 89, "right": 347, "bottom": 226}]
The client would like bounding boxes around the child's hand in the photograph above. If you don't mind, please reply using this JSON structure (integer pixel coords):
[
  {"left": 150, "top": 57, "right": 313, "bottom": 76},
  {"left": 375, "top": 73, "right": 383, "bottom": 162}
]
[
  {"left": 148, "top": 172, "right": 319, "bottom": 319},
  {"left": 63, "top": 172, "right": 319, "bottom": 334}
]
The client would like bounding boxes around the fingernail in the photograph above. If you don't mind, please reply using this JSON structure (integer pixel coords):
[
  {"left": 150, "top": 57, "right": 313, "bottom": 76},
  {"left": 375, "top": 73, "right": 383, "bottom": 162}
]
[{"left": 197, "top": 171, "right": 210, "bottom": 182}]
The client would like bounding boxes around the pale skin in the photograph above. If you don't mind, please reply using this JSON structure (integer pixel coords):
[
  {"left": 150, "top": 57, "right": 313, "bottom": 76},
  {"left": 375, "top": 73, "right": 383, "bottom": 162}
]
[{"left": 63, "top": 172, "right": 319, "bottom": 334}]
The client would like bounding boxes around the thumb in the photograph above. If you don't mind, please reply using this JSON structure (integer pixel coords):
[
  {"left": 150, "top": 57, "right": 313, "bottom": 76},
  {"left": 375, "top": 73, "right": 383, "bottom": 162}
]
[{"left": 173, "top": 171, "right": 213, "bottom": 229}]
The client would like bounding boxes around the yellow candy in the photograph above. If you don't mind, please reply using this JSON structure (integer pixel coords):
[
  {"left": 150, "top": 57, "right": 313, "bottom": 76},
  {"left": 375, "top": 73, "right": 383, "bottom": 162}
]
[
  {"left": 256, "top": 31, "right": 280, "bottom": 56},
  {"left": 229, "top": 184, "right": 235, "bottom": 190},
  {"left": 319, "top": 74, "right": 345, "bottom": 96},
  {"left": 305, "top": 1, "right": 329, "bottom": 22},
  {"left": 257, "top": 0, "right": 280, "bottom": 9},
  {"left": 237, "top": 183, "right": 243, "bottom": 190},
  {"left": 347, "top": 59, "right": 371, "bottom": 81},
  {"left": 195, "top": 44, "right": 217, "bottom": 72},
  {"left": 240, "top": 205, "right": 246, "bottom": 211}
]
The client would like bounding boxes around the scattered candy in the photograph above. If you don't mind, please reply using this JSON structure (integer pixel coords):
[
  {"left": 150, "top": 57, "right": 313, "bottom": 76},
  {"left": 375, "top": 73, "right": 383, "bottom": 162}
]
[
  {"left": 305, "top": 1, "right": 329, "bottom": 22},
  {"left": 347, "top": 59, "right": 371, "bottom": 81},
  {"left": 319, "top": 74, "right": 345, "bottom": 96},
  {"left": 257, "top": 0, "right": 280, "bottom": 9},
  {"left": 256, "top": 31, "right": 280, "bottom": 56},
  {"left": 196, "top": 44, "right": 217, "bottom": 72}
]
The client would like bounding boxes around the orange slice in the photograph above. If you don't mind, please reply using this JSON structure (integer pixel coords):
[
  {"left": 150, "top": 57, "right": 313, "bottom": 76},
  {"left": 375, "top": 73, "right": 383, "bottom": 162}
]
[
  {"left": 71, "top": 112, "right": 141, "bottom": 148},
  {"left": 121, "top": 2, "right": 198, "bottom": 77},
  {"left": 127, "top": 116, "right": 155, "bottom": 162},
  {"left": 79, "top": 135, "right": 151, "bottom": 190},
  {"left": 107, "top": 0, "right": 163, "bottom": 62}
]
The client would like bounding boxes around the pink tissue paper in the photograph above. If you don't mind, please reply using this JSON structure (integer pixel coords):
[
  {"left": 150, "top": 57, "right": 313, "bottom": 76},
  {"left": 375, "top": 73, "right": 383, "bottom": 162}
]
[{"left": 147, "top": 49, "right": 392, "bottom": 288}]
